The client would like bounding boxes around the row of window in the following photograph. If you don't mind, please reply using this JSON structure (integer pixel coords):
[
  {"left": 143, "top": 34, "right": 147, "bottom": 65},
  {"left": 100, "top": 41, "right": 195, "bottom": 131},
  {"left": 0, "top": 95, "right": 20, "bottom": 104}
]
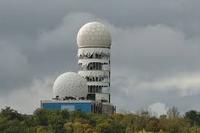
[
  {"left": 79, "top": 53, "right": 110, "bottom": 59},
  {"left": 79, "top": 63, "right": 110, "bottom": 71},
  {"left": 87, "top": 62, "right": 102, "bottom": 70},
  {"left": 86, "top": 76, "right": 109, "bottom": 82},
  {"left": 88, "top": 86, "right": 102, "bottom": 93}
]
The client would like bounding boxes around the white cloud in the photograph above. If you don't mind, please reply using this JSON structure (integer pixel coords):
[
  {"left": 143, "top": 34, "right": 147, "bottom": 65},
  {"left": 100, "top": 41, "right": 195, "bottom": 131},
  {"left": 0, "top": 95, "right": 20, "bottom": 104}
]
[
  {"left": 0, "top": 76, "right": 54, "bottom": 114},
  {"left": 148, "top": 102, "right": 168, "bottom": 117}
]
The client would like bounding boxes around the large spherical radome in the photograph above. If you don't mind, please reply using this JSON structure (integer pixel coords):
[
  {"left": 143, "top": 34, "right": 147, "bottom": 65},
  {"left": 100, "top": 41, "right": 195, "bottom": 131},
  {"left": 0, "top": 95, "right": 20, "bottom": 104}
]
[
  {"left": 77, "top": 22, "right": 111, "bottom": 48},
  {"left": 53, "top": 72, "right": 88, "bottom": 98}
]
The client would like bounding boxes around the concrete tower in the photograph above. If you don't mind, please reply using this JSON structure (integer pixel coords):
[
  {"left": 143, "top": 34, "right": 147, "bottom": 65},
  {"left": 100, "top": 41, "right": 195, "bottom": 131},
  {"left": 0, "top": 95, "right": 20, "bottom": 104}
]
[{"left": 77, "top": 22, "right": 111, "bottom": 102}]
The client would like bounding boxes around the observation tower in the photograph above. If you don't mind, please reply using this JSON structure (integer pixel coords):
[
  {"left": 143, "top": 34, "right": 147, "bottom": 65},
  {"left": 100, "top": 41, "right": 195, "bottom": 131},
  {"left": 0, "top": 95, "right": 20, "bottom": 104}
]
[
  {"left": 77, "top": 22, "right": 111, "bottom": 102},
  {"left": 41, "top": 22, "right": 115, "bottom": 114}
]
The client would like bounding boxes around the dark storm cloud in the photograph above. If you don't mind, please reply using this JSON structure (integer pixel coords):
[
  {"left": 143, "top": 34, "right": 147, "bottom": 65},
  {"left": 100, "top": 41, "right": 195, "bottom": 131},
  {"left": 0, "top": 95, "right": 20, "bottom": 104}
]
[
  {"left": 0, "top": 0, "right": 200, "bottom": 114},
  {"left": 1, "top": 0, "right": 200, "bottom": 36}
]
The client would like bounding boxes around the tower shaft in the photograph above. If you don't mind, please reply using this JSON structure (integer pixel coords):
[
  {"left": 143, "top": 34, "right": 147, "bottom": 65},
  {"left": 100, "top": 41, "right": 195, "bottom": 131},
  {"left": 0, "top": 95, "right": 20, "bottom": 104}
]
[{"left": 78, "top": 48, "right": 110, "bottom": 102}]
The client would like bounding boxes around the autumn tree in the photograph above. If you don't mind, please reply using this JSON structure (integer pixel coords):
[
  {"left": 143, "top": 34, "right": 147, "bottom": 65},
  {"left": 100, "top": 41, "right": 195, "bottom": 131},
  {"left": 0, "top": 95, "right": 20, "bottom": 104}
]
[{"left": 167, "top": 106, "right": 180, "bottom": 119}]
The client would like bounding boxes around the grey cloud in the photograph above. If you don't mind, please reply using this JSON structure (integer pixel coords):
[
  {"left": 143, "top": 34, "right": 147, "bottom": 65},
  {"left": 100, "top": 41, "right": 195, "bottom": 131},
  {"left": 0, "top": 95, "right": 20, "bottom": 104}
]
[
  {"left": 1, "top": 0, "right": 200, "bottom": 36},
  {"left": 0, "top": 12, "right": 97, "bottom": 93},
  {"left": 111, "top": 75, "right": 200, "bottom": 113},
  {"left": 110, "top": 24, "right": 200, "bottom": 82},
  {"left": 0, "top": 43, "right": 30, "bottom": 93}
]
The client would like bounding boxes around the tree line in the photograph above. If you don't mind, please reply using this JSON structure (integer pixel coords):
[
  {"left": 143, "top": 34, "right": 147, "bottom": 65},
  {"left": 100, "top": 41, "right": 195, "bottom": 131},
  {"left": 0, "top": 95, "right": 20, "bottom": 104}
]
[{"left": 0, "top": 106, "right": 200, "bottom": 133}]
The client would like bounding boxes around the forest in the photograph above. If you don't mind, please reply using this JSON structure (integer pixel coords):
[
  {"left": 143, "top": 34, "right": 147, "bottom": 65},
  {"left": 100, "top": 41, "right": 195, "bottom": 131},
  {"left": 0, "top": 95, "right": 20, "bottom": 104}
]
[{"left": 0, "top": 106, "right": 200, "bottom": 133}]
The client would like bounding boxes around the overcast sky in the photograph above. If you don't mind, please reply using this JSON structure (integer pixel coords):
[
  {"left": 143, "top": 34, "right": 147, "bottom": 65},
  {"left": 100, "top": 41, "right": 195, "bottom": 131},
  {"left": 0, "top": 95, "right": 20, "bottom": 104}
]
[{"left": 0, "top": 0, "right": 200, "bottom": 115}]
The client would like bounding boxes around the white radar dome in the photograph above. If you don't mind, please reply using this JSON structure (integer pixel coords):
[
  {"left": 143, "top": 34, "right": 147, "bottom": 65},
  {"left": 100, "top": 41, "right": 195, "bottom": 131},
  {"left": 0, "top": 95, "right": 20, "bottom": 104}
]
[
  {"left": 77, "top": 22, "right": 111, "bottom": 48},
  {"left": 53, "top": 72, "right": 88, "bottom": 98}
]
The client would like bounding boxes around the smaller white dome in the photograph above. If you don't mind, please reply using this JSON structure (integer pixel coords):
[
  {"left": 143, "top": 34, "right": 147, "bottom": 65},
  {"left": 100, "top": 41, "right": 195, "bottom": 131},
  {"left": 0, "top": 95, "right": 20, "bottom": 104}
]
[
  {"left": 77, "top": 22, "right": 111, "bottom": 48},
  {"left": 53, "top": 72, "right": 88, "bottom": 98}
]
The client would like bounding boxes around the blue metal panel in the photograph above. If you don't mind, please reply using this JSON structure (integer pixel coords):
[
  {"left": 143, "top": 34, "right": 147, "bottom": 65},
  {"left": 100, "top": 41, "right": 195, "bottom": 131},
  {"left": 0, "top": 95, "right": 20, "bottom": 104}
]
[{"left": 41, "top": 102, "right": 92, "bottom": 113}]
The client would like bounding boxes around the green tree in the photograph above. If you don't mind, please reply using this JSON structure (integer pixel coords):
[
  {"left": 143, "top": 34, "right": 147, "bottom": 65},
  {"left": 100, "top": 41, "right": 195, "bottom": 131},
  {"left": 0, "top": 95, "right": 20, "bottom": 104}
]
[
  {"left": 34, "top": 109, "right": 49, "bottom": 126},
  {"left": 36, "top": 126, "right": 53, "bottom": 133},
  {"left": 72, "top": 122, "right": 84, "bottom": 133},
  {"left": 185, "top": 110, "right": 200, "bottom": 126},
  {"left": 146, "top": 117, "right": 160, "bottom": 132},
  {"left": 1, "top": 106, "right": 22, "bottom": 120},
  {"left": 64, "top": 122, "right": 73, "bottom": 133}
]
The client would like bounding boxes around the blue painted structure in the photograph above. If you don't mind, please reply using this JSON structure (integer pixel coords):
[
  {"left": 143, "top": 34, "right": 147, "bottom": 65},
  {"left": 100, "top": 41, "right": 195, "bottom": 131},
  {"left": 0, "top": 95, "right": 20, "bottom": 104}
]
[{"left": 41, "top": 101, "right": 92, "bottom": 113}]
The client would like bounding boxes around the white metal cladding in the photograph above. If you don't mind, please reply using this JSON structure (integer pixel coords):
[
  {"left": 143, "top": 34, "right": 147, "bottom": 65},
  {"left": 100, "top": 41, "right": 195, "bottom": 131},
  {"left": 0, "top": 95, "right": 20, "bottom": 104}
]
[
  {"left": 53, "top": 72, "right": 88, "bottom": 98},
  {"left": 77, "top": 22, "right": 111, "bottom": 48},
  {"left": 87, "top": 82, "right": 109, "bottom": 86},
  {"left": 78, "top": 70, "right": 109, "bottom": 78},
  {"left": 78, "top": 48, "right": 110, "bottom": 58}
]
